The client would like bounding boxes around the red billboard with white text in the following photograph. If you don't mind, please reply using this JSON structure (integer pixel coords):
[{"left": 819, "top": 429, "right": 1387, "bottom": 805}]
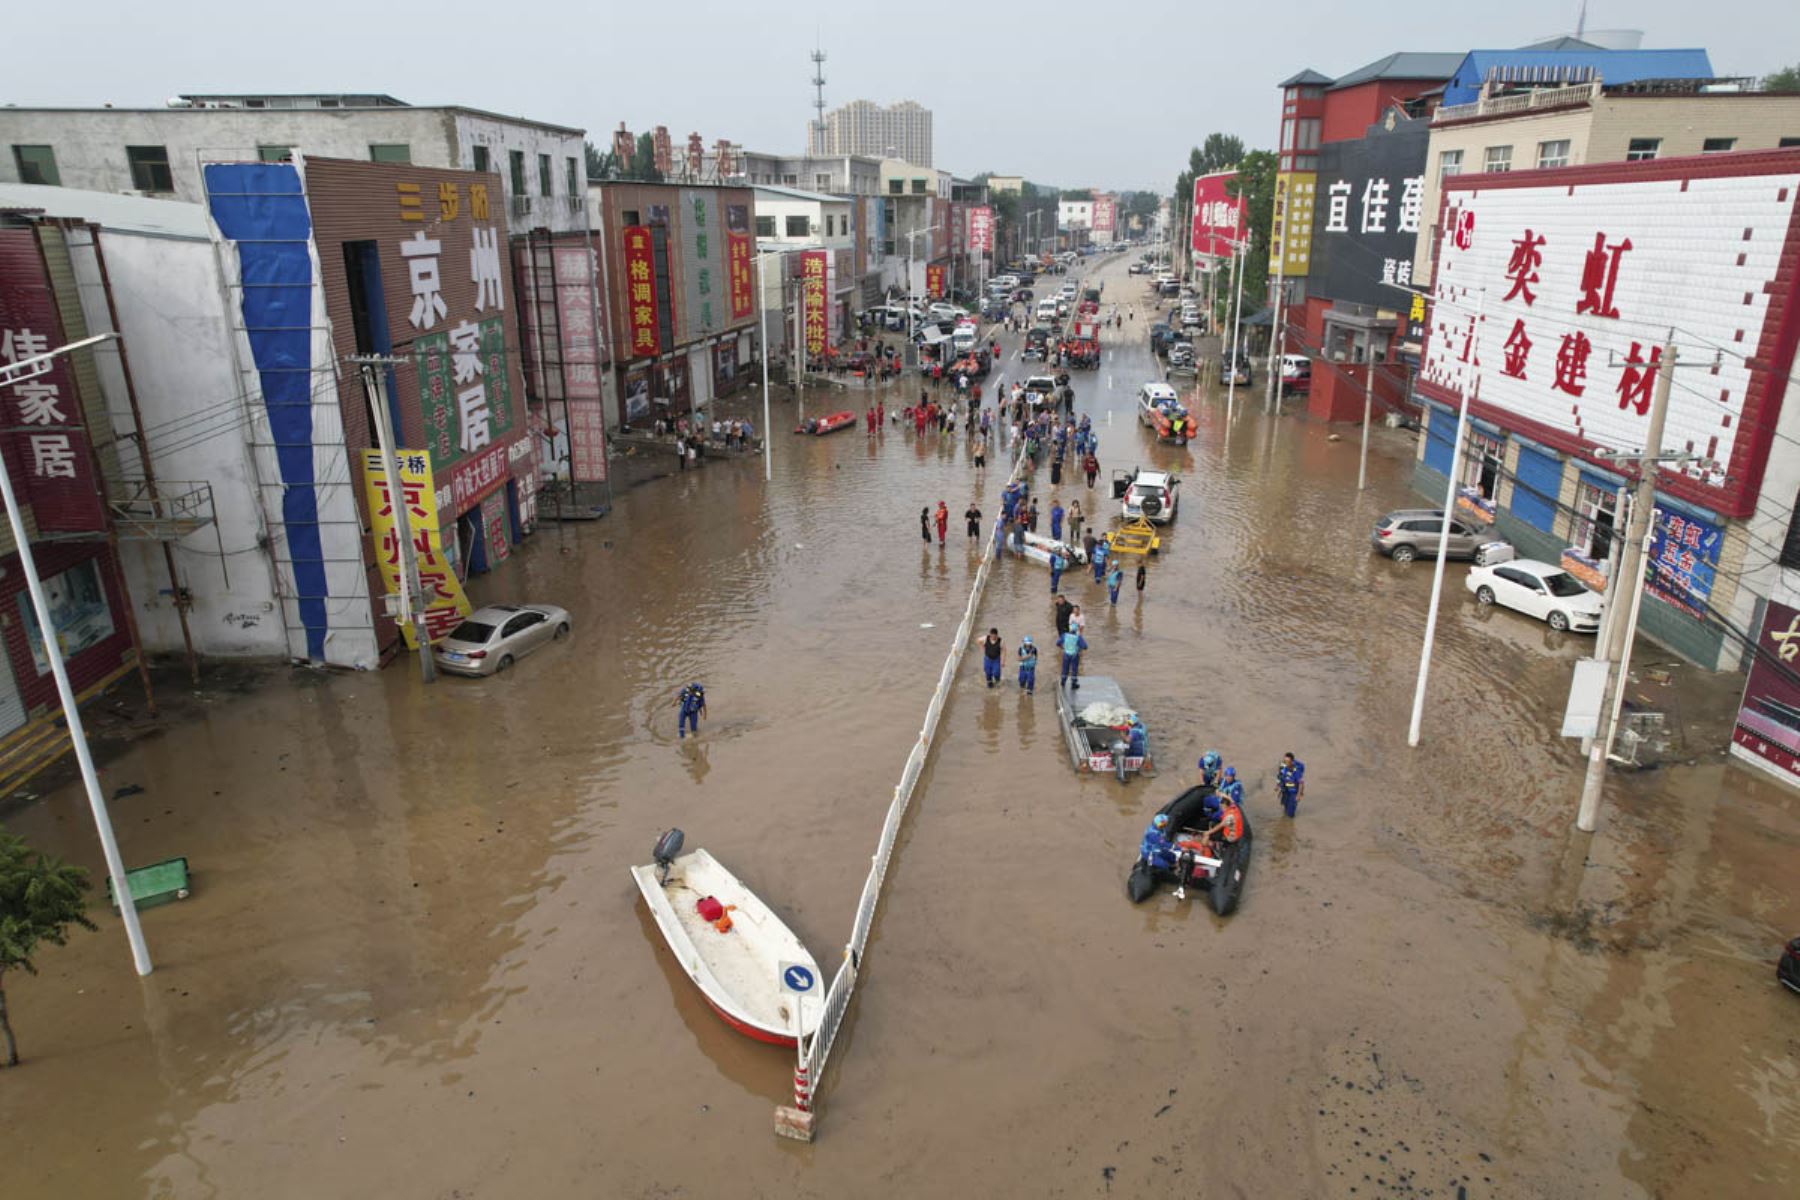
[{"left": 1190, "top": 171, "right": 1244, "bottom": 260}]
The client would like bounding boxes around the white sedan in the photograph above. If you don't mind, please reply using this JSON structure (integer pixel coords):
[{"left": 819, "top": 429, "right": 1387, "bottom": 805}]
[{"left": 1464, "top": 559, "right": 1603, "bottom": 633}]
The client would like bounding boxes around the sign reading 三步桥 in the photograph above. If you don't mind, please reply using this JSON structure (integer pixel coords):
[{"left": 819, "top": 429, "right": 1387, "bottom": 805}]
[{"left": 361, "top": 448, "right": 474, "bottom": 647}]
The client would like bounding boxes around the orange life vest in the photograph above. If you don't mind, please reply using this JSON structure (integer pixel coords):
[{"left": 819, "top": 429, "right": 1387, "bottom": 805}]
[{"left": 1219, "top": 803, "right": 1244, "bottom": 843}]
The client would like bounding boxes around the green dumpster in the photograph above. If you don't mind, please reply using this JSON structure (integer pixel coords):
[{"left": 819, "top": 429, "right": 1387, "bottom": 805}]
[{"left": 105, "top": 857, "right": 190, "bottom": 910}]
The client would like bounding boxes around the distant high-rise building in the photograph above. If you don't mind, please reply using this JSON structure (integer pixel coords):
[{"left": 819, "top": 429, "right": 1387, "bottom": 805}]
[{"left": 808, "top": 99, "right": 932, "bottom": 167}]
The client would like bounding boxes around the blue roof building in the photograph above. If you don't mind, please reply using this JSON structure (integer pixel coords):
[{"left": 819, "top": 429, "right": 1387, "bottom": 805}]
[{"left": 1441, "top": 48, "right": 1714, "bottom": 107}]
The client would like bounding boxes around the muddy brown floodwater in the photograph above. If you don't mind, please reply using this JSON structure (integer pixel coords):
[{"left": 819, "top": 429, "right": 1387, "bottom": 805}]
[{"left": 2, "top": 252, "right": 1797, "bottom": 1200}]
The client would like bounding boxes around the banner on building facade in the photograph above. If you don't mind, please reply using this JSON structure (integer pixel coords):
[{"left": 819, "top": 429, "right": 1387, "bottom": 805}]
[
  {"left": 1092, "top": 195, "right": 1117, "bottom": 235},
  {"left": 1420, "top": 157, "right": 1800, "bottom": 518},
  {"left": 1310, "top": 116, "right": 1429, "bottom": 309},
  {"left": 553, "top": 243, "right": 608, "bottom": 484},
  {"left": 969, "top": 206, "right": 994, "bottom": 253},
  {"left": 801, "top": 249, "right": 828, "bottom": 357},
  {"left": 1189, "top": 171, "right": 1245, "bottom": 261},
  {"left": 680, "top": 189, "right": 721, "bottom": 340},
  {"left": 1647, "top": 505, "right": 1722, "bottom": 618},
  {"left": 0, "top": 228, "right": 108, "bottom": 532},
  {"left": 727, "top": 232, "right": 754, "bottom": 320},
  {"left": 1731, "top": 598, "right": 1800, "bottom": 778},
  {"left": 1269, "top": 172, "right": 1316, "bottom": 275},
  {"left": 360, "top": 448, "right": 474, "bottom": 648},
  {"left": 623, "top": 225, "right": 660, "bottom": 358},
  {"left": 926, "top": 263, "right": 945, "bottom": 300}
]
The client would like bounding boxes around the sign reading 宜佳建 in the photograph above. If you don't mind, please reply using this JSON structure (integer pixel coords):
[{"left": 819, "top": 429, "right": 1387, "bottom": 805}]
[
  {"left": 925, "top": 263, "right": 945, "bottom": 300},
  {"left": 623, "top": 225, "right": 660, "bottom": 358},
  {"left": 727, "top": 232, "right": 754, "bottom": 321},
  {"left": 361, "top": 449, "right": 474, "bottom": 647},
  {"left": 1422, "top": 159, "right": 1800, "bottom": 518},
  {"left": 801, "top": 250, "right": 828, "bottom": 358},
  {"left": 1310, "top": 117, "right": 1428, "bottom": 309},
  {"left": 0, "top": 227, "right": 107, "bottom": 532}
]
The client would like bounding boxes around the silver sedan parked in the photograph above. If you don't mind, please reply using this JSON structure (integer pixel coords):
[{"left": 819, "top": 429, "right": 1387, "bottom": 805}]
[{"left": 433, "top": 604, "right": 570, "bottom": 676}]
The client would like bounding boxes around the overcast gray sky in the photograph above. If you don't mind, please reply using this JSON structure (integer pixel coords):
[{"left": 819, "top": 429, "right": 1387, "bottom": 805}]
[{"left": 6, "top": 0, "right": 1795, "bottom": 193}]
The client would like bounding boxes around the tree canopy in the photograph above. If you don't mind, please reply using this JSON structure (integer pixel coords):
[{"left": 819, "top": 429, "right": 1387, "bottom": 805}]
[
  {"left": 1764, "top": 63, "right": 1800, "bottom": 93},
  {"left": 0, "top": 830, "right": 96, "bottom": 1067}
]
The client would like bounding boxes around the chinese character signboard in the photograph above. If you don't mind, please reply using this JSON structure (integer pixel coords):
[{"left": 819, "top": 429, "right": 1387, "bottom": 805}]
[
  {"left": 968, "top": 206, "right": 994, "bottom": 253},
  {"left": 801, "top": 249, "right": 828, "bottom": 357},
  {"left": 925, "top": 263, "right": 945, "bottom": 300},
  {"left": 553, "top": 242, "right": 608, "bottom": 484},
  {"left": 0, "top": 228, "right": 107, "bottom": 532},
  {"left": 727, "top": 232, "right": 754, "bottom": 321},
  {"left": 1189, "top": 171, "right": 1244, "bottom": 260},
  {"left": 680, "top": 189, "right": 722, "bottom": 338},
  {"left": 1309, "top": 116, "right": 1428, "bottom": 308},
  {"left": 623, "top": 225, "right": 660, "bottom": 358},
  {"left": 1731, "top": 598, "right": 1800, "bottom": 779},
  {"left": 1421, "top": 155, "right": 1800, "bottom": 518},
  {"left": 1646, "top": 505, "right": 1721, "bottom": 618},
  {"left": 1269, "top": 172, "right": 1316, "bottom": 275},
  {"left": 1092, "top": 195, "right": 1116, "bottom": 236},
  {"left": 360, "top": 449, "right": 474, "bottom": 647},
  {"left": 307, "top": 159, "right": 531, "bottom": 522}
]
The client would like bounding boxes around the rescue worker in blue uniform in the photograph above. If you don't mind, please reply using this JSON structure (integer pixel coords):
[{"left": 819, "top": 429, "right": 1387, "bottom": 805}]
[
  {"left": 1049, "top": 551, "right": 1066, "bottom": 594},
  {"left": 1059, "top": 628, "right": 1087, "bottom": 689},
  {"left": 1276, "top": 752, "right": 1306, "bottom": 818},
  {"left": 678, "top": 682, "right": 707, "bottom": 739},
  {"left": 1140, "top": 813, "right": 1178, "bottom": 872},
  {"left": 1091, "top": 536, "right": 1109, "bottom": 583},
  {"left": 1049, "top": 501, "right": 1065, "bottom": 542},
  {"left": 1198, "top": 751, "right": 1222, "bottom": 790},
  {"left": 1125, "top": 714, "right": 1147, "bottom": 759},
  {"left": 1217, "top": 766, "right": 1244, "bottom": 811},
  {"left": 1017, "top": 635, "right": 1038, "bottom": 693}
]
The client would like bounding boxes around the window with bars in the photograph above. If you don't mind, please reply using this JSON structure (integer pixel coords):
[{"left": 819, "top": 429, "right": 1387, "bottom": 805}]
[
  {"left": 538, "top": 153, "right": 552, "bottom": 196},
  {"left": 472, "top": 145, "right": 489, "bottom": 173},
  {"left": 755, "top": 216, "right": 775, "bottom": 237},
  {"left": 1571, "top": 481, "right": 1620, "bottom": 561}
]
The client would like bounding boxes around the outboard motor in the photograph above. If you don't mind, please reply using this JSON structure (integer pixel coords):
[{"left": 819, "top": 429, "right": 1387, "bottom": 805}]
[{"left": 652, "top": 828, "right": 685, "bottom": 886}]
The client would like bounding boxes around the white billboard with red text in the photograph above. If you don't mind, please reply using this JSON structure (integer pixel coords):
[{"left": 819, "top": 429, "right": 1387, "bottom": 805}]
[{"left": 1420, "top": 152, "right": 1800, "bottom": 518}]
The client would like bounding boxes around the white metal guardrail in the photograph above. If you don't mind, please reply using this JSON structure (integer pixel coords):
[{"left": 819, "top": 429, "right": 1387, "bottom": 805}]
[{"left": 779, "top": 425, "right": 1027, "bottom": 1140}]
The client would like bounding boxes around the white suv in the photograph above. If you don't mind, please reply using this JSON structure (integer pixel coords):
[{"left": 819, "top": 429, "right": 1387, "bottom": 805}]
[{"left": 1120, "top": 468, "right": 1180, "bottom": 524}]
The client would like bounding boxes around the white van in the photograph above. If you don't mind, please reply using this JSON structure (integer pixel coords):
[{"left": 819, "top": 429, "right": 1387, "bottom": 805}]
[
  {"left": 1035, "top": 298, "right": 1060, "bottom": 324},
  {"left": 952, "top": 325, "right": 978, "bottom": 353}
]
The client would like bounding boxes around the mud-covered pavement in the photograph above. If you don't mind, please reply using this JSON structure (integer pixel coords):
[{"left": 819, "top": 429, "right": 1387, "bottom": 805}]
[{"left": 2, "top": 251, "right": 1796, "bottom": 1199}]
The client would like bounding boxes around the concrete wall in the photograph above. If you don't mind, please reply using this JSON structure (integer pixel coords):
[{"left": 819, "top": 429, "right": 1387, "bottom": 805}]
[
  {"left": 1587, "top": 94, "right": 1800, "bottom": 163},
  {"left": 0, "top": 107, "right": 588, "bottom": 235},
  {"left": 70, "top": 223, "right": 290, "bottom": 658},
  {"left": 752, "top": 194, "right": 852, "bottom": 250}
]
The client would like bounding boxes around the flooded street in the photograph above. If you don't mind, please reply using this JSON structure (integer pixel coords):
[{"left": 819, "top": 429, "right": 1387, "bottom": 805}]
[{"left": 3, "top": 252, "right": 1797, "bottom": 1199}]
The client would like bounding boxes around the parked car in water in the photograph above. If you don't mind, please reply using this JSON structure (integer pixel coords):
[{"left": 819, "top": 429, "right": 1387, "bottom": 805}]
[
  {"left": 435, "top": 604, "right": 572, "bottom": 676},
  {"left": 1370, "top": 509, "right": 1508, "bottom": 565},
  {"left": 1116, "top": 468, "right": 1181, "bottom": 524},
  {"left": 1465, "top": 559, "right": 1604, "bottom": 633},
  {"left": 1165, "top": 342, "right": 1198, "bottom": 376},
  {"left": 1220, "top": 350, "right": 1252, "bottom": 386},
  {"left": 1278, "top": 354, "right": 1312, "bottom": 394},
  {"left": 1149, "top": 323, "right": 1175, "bottom": 357}
]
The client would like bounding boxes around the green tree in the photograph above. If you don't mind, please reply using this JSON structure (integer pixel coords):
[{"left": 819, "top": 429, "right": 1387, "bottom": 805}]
[
  {"left": 1765, "top": 63, "right": 1800, "bottom": 92},
  {"left": 1060, "top": 187, "right": 1094, "bottom": 201},
  {"left": 630, "top": 132, "right": 663, "bottom": 183},
  {"left": 0, "top": 830, "right": 95, "bottom": 1067},
  {"left": 584, "top": 140, "right": 605, "bottom": 180},
  {"left": 1195, "top": 133, "right": 1245, "bottom": 176},
  {"left": 1225, "top": 148, "right": 1278, "bottom": 310}
]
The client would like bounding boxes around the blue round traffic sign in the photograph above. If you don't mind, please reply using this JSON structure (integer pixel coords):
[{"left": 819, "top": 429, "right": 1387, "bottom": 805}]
[{"left": 783, "top": 965, "right": 816, "bottom": 993}]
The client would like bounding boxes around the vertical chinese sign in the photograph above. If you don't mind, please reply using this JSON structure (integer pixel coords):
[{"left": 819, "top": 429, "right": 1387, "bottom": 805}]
[
  {"left": 1646, "top": 506, "right": 1721, "bottom": 618},
  {"left": 727, "top": 231, "right": 754, "bottom": 321},
  {"left": 0, "top": 228, "right": 106, "bottom": 532},
  {"left": 623, "top": 226, "right": 660, "bottom": 358},
  {"left": 1732, "top": 599, "right": 1800, "bottom": 778},
  {"left": 681, "top": 189, "right": 720, "bottom": 338},
  {"left": 925, "top": 263, "right": 945, "bottom": 300},
  {"left": 361, "top": 449, "right": 474, "bottom": 647},
  {"left": 800, "top": 249, "right": 828, "bottom": 358},
  {"left": 968, "top": 206, "right": 993, "bottom": 255},
  {"left": 554, "top": 243, "right": 608, "bottom": 484}
]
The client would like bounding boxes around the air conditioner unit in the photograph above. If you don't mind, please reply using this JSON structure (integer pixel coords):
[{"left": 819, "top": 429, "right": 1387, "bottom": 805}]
[
  {"left": 565, "top": 195, "right": 583, "bottom": 214},
  {"left": 510, "top": 195, "right": 533, "bottom": 218}
]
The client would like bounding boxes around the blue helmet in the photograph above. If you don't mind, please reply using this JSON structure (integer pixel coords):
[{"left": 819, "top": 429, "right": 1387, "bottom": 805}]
[
  {"left": 1223, "top": 766, "right": 1237, "bottom": 781},
  {"left": 1201, "top": 751, "right": 1221, "bottom": 771},
  {"left": 1152, "top": 813, "right": 1169, "bottom": 830}
]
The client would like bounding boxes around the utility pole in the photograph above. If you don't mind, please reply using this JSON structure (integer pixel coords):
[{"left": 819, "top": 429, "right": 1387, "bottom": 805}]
[
  {"left": 1227, "top": 237, "right": 1247, "bottom": 421},
  {"left": 351, "top": 359, "right": 437, "bottom": 684},
  {"left": 1407, "top": 287, "right": 1485, "bottom": 747},
  {"left": 0, "top": 331, "right": 151, "bottom": 976},
  {"left": 1357, "top": 358, "right": 1376, "bottom": 491},
  {"left": 792, "top": 273, "right": 805, "bottom": 420},
  {"left": 756, "top": 249, "right": 774, "bottom": 481},
  {"left": 1577, "top": 339, "right": 1677, "bottom": 832},
  {"left": 1264, "top": 208, "right": 1288, "bottom": 413}
]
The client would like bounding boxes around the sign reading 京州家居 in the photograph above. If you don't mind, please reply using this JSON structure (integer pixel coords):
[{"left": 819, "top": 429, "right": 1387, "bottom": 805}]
[
  {"left": 623, "top": 225, "right": 660, "bottom": 358},
  {"left": 361, "top": 449, "right": 474, "bottom": 648},
  {"left": 1421, "top": 157, "right": 1800, "bottom": 519},
  {"left": 1309, "top": 114, "right": 1429, "bottom": 309},
  {"left": 801, "top": 250, "right": 828, "bottom": 358}
]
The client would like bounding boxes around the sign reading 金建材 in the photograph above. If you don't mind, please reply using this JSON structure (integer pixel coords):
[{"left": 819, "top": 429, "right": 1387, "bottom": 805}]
[
  {"left": 1421, "top": 157, "right": 1800, "bottom": 518},
  {"left": 361, "top": 448, "right": 474, "bottom": 647},
  {"left": 925, "top": 263, "right": 945, "bottom": 300},
  {"left": 623, "top": 225, "right": 660, "bottom": 358},
  {"left": 801, "top": 250, "right": 828, "bottom": 358}
]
